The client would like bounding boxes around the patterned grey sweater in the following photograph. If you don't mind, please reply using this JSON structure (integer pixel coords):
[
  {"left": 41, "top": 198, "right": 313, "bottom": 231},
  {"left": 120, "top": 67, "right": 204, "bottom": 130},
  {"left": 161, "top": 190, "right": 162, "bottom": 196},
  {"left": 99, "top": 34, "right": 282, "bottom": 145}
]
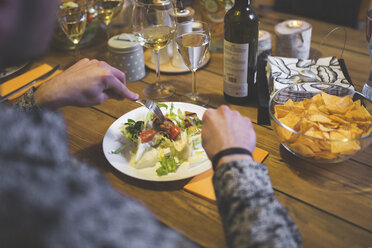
[{"left": 0, "top": 90, "right": 301, "bottom": 248}]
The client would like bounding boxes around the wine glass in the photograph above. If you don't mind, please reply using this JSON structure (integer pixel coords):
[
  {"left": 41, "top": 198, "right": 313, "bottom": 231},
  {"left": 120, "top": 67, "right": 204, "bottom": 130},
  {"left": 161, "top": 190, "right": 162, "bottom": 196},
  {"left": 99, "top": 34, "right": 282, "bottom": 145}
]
[
  {"left": 363, "top": 7, "right": 372, "bottom": 101},
  {"left": 57, "top": 0, "right": 88, "bottom": 60},
  {"left": 95, "top": 0, "right": 124, "bottom": 39},
  {"left": 132, "top": 0, "right": 176, "bottom": 99},
  {"left": 175, "top": 21, "right": 210, "bottom": 106}
]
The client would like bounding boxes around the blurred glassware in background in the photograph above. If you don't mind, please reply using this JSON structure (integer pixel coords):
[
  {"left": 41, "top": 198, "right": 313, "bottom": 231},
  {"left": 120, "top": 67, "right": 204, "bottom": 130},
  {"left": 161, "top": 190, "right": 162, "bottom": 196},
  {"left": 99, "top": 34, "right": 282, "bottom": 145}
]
[
  {"left": 57, "top": 0, "right": 88, "bottom": 60},
  {"left": 132, "top": 0, "right": 177, "bottom": 99},
  {"left": 198, "top": 0, "right": 233, "bottom": 52},
  {"left": 110, "top": 0, "right": 133, "bottom": 30},
  {"left": 52, "top": 1, "right": 99, "bottom": 51},
  {"left": 95, "top": 0, "right": 124, "bottom": 40},
  {"left": 363, "top": 7, "right": 372, "bottom": 101}
]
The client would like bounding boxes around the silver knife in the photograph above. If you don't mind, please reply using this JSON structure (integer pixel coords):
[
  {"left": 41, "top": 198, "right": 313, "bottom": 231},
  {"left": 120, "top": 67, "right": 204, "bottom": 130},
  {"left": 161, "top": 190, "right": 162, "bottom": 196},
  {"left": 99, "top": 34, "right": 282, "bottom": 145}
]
[{"left": 0, "top": 64, "right": 60, "bottom": 103}]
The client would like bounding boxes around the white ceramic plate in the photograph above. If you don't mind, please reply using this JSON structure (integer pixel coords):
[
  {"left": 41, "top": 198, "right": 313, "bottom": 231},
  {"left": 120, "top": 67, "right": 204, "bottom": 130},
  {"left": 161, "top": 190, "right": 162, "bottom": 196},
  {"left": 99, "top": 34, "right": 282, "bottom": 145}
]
[
  {"left": 103, "top": 102, "right": 211, "bottom": 181},
  {"left": 0, "top": 61, "right": 29, "bottom": 79}
]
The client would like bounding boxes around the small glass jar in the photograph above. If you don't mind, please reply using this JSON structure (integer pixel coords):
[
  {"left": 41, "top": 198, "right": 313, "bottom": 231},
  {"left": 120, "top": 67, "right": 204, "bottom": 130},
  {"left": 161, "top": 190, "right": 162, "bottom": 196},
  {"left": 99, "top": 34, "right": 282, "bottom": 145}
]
[
  {"left": 108, "top": 33, "right": 145, "bottom": 82},
  {"left": 199, "top": 0, "right": 233, "bottom": 52}
]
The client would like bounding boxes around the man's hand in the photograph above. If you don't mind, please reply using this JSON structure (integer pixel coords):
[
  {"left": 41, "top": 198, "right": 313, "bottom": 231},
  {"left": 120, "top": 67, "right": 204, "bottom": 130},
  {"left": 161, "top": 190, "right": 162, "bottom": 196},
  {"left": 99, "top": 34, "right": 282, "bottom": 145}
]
[
  {"left": 34, "top": 59, "right": 139, "bottom": 109},
  {"left": 202, "top": 105, "right": 256, "bottom": 168}
]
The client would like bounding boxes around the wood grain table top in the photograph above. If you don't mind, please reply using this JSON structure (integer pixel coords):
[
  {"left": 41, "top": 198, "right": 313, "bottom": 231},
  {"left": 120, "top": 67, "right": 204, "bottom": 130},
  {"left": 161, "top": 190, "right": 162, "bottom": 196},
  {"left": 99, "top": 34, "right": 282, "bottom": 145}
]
[{"left": 33, "top": 8, "right": 372, "bottom": 248}]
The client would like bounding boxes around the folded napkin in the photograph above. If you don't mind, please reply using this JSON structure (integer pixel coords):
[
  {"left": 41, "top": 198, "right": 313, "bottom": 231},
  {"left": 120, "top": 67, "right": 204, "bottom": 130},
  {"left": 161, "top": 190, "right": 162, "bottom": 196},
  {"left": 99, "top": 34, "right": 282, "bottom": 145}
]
[
  {"left": 267, "top": 56, "right": 354, "bottom": 94},
  {"left": 0, "top": 64, "right": 62, "bottom": 101},
  {"left": 183, "top": 147, "right": 269, "bottom": 202}
]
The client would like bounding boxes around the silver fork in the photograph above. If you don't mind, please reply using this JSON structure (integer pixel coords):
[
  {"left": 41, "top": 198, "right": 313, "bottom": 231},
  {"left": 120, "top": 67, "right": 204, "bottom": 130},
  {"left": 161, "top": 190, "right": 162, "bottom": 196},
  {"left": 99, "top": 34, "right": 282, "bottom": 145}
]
[{"left": 136, "top": 99, "right": 166, "bottom": 123}]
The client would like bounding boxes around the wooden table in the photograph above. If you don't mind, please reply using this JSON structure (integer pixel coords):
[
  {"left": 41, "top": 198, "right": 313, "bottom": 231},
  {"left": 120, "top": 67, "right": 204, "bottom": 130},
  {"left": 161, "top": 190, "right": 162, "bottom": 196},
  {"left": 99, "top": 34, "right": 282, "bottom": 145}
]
[{"left": 37, "top": 9, "right": 372, "bottom": 248}]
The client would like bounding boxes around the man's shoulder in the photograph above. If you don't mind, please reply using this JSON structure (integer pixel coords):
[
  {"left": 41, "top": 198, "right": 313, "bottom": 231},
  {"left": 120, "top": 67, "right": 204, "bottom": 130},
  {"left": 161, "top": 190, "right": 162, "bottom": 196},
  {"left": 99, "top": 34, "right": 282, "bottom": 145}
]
[{"left": 0, "top": 104, "right": 69, "bottom": 166}]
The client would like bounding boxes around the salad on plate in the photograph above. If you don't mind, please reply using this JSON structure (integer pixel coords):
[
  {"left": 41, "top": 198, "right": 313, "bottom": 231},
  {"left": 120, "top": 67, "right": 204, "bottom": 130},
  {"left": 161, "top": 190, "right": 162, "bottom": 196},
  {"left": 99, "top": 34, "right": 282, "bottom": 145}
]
[{"left": 114, "top": 103, "right": 208, "bottom": 176}]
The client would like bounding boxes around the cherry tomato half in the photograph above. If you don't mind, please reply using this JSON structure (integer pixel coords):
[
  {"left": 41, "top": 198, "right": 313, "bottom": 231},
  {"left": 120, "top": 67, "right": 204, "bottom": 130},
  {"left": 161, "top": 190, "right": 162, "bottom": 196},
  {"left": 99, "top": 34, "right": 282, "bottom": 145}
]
[
  {"left": 169, "top": 126, "right": 181, "bottom": 140},
  {"left": 139, "top": 129, "right": 156, "bottom": 143}
]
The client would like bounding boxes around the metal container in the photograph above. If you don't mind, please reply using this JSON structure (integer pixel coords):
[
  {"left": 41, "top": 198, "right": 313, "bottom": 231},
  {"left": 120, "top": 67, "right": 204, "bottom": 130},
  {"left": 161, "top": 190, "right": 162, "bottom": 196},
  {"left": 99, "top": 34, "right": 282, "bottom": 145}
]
[{"left": 108, "top": 33, "right": 145, "bottom": 82}]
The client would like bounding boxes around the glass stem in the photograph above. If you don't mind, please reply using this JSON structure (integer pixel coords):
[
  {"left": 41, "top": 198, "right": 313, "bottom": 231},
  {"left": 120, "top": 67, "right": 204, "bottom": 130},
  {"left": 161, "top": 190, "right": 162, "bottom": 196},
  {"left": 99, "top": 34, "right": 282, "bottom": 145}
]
[
  {"left": 154, "top": 49, "right": 162, "bottom": 88},
  {"left": 74, "top": 43, "right": 80, "bottom": 61},
  {"left": 191, "top": 69, "right": 197, "bottom": 100},
  {"left": 106, "top": 24, "right": 111, "bottom": 41}
]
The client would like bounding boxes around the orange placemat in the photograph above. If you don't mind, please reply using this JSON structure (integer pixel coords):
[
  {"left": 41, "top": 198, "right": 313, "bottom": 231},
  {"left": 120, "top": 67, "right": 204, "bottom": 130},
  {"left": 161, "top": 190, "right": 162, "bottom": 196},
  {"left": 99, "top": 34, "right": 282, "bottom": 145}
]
[
  {"left": 184, "top": 147, "right": 269, "bottom": 202},
  {"left": 0, "top": 64, "right": 62, "bottom": 101}
]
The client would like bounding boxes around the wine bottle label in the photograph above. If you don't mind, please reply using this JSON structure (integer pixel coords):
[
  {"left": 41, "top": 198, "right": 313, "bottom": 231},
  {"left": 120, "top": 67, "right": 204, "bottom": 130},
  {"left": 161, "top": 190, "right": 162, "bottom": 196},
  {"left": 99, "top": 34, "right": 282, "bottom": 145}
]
[{"left": 223, "top": 40, "right": 249, "bottom": 97}]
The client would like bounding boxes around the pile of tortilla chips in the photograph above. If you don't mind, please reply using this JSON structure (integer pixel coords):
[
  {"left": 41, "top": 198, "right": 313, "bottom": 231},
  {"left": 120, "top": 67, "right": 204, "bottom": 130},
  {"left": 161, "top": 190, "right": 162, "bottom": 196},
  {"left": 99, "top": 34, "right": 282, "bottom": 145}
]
[{"left": 274, "top": 92, "right": 372, "bottom": 160}]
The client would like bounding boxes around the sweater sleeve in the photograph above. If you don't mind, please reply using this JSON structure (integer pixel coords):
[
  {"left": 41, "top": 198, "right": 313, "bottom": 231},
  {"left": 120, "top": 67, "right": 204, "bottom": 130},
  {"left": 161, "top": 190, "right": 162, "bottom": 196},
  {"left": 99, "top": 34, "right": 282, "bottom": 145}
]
[
  {"left": 10, "top": 87, "right": 39, "bottom": 111},
  {"left": 213, "top": 160, "right": 302, "bottom": 248}
]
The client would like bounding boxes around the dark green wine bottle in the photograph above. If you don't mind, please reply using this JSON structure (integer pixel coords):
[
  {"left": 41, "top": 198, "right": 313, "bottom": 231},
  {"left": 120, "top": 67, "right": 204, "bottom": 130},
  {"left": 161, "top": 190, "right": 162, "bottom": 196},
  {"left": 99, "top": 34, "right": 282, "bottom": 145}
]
[{"left": 223, "top": 0, "right": 259, "bottom": 104}]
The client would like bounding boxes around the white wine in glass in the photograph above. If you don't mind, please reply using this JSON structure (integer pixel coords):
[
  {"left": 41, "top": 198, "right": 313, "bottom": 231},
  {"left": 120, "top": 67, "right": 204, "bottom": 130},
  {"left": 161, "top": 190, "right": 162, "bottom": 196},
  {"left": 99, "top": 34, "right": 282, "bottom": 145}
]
[
  {"left": 96, "top": 0, "right": 124, "bottom": 38},
  {"left": 132, "top": 0, "right": 176, "bottom": 99},
  {"left": 58, "top": 0, "right": 87, "bottom": 60},
  {"left": 177, "top": 33, "right": 209, "bottom": 71},
  {"left": 137, "top": 25, "right": 175, "bottom": 50},
  {"left": 176, "top": 21, "right": 210, "bottom": 106}
]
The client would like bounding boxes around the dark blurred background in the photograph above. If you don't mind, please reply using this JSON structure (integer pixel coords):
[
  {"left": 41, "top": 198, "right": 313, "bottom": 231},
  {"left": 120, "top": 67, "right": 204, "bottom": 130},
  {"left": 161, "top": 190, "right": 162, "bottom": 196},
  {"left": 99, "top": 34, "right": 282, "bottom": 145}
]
[{"left": 252, "top": 0, "right": 370, "bottom": 29}]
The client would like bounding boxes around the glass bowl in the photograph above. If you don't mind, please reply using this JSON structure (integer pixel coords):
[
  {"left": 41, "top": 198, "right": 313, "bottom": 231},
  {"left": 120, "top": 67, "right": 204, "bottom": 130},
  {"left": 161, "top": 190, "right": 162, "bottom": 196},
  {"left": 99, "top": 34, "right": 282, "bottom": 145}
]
[{"left": 269, "top": 83, "right": 372, "bottom": 163}]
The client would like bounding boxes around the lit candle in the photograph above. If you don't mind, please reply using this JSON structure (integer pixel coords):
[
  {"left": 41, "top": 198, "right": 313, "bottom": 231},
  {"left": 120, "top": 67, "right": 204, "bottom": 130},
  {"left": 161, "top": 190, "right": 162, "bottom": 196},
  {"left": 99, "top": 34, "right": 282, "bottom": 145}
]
[
  {"left": 275, "top": 20, "right": 312, "bottom": 59},
  {"left": 258, "top": 30, "right": 272, "bottom": 55},
  {"left": 287, "top": 20, "right": 303, "bottom": 28}
]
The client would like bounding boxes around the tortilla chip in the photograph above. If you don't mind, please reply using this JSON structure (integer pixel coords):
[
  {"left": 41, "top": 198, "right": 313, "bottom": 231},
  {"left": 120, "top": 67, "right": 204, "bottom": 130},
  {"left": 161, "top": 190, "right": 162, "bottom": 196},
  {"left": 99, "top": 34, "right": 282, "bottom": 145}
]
[
  {"left": 308, "top": 113, "right": 333, "bottom": 123},
  {"left": 330, "top": 131, "right": 360, "bottom": 154},
  {"left": 291, "top": 143, "right": 315, "bottom": 157}
]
